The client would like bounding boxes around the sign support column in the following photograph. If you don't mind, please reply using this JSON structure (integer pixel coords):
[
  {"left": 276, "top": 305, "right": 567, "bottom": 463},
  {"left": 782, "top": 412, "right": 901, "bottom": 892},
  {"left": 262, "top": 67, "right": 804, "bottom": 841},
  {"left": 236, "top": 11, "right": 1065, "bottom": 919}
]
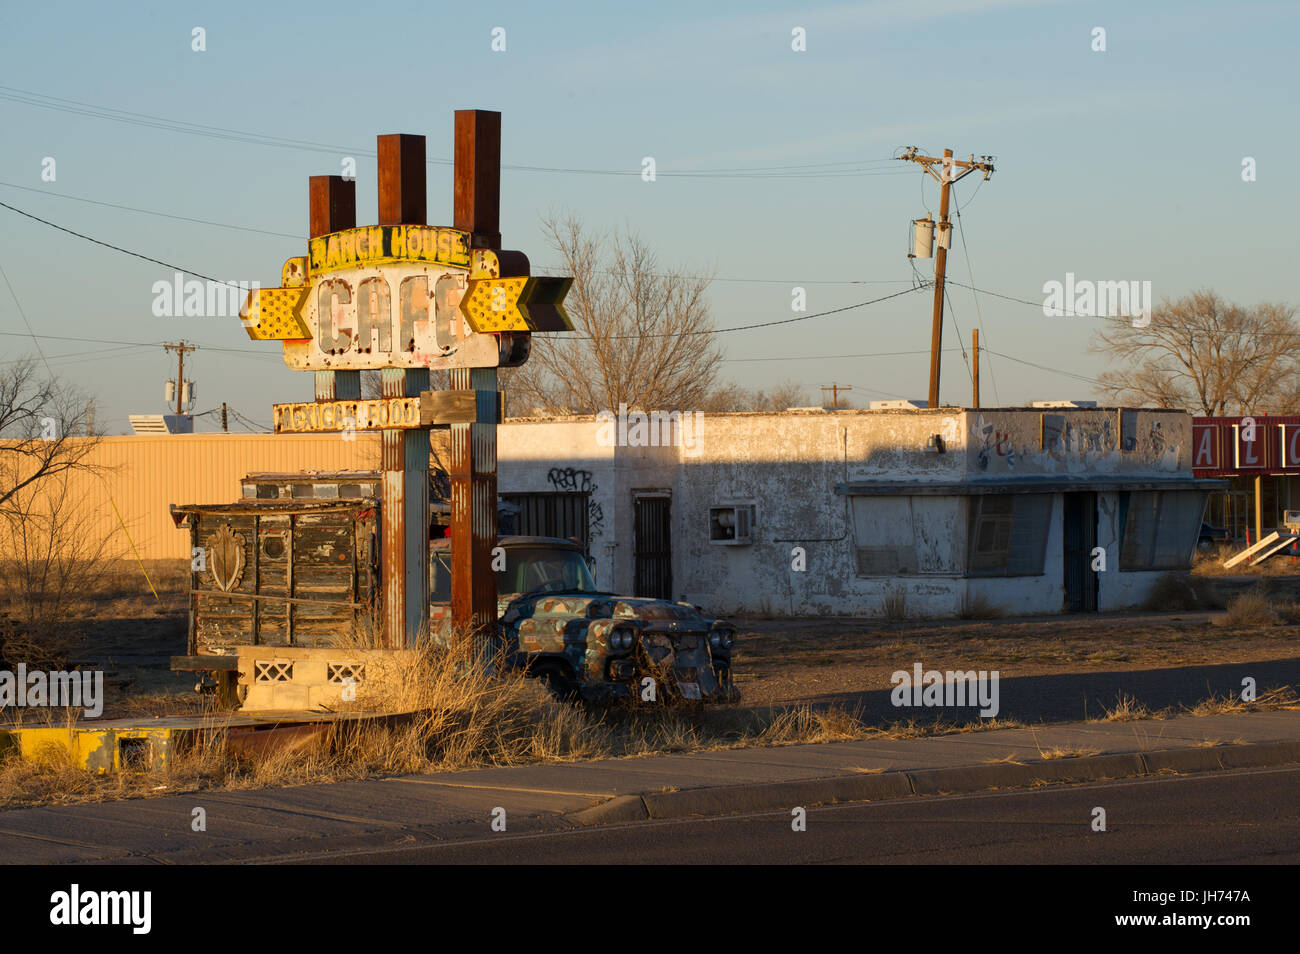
[
  {"left": 377, "top": 135, "right": 430, "bottom": 649},
  {"left": 308, "top": 175, "right": 360, "bottom": 403},
  {"left": 451, "top": 110, "right": 501, "bottom": 647}
]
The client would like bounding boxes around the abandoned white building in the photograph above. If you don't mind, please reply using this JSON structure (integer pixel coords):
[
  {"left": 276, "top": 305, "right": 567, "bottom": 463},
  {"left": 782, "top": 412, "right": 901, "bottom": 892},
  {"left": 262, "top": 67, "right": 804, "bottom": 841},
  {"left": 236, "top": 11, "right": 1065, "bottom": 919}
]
[{"left": 494, "top": 406, "right": 1223, "bottom": 618}]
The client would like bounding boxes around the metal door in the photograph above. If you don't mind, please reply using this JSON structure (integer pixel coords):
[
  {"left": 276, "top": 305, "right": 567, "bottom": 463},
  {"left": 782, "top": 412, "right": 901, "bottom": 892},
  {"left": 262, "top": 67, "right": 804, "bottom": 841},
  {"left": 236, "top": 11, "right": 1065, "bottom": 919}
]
[
  {"left": 634, "top": 496, "right": 672, "bottom": 600},
  {"left": 1063, "top": 492, "right": 1098, "bottom": 612}
]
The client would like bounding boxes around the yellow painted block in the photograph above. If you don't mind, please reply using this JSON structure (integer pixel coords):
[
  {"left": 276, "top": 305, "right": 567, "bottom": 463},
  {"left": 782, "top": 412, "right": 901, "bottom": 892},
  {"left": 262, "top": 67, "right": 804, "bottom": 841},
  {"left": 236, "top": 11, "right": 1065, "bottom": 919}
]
[
  {"left": 241, "top": 287, "right": 311, "bottom": 340},
  {"left": 11, "top": 726, "right": 174, "bottom": 774},
  {"left": 281, "top": 256, "right": 308, "bottom": 287}
]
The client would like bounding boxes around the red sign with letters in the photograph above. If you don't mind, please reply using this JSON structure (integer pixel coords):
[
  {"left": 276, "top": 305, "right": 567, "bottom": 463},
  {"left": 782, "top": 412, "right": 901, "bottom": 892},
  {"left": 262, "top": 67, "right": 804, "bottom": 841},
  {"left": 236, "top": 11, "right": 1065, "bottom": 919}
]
[{"left": 1194, "top": 416, "right": 1300, "bottom": 476}]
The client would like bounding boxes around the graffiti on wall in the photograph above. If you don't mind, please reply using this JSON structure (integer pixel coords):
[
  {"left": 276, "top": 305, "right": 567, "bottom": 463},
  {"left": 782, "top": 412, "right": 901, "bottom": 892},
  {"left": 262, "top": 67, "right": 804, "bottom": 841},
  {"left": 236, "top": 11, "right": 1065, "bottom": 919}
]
[
  {"left": 547, "top": 467, "right": 594, "bottom": 493},
  {"left": 976, "top": 412, "right": 1181, "bottom": 473},
  {"left": 546, "top": 467, "right": 603, "bottom": 541}
]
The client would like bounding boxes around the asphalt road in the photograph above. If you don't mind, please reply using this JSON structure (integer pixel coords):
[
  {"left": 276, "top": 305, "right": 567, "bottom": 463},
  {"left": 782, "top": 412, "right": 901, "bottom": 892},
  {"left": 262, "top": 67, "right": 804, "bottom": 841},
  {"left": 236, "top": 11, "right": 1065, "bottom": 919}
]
[
  {"left": 797, "top": 656, "right": 1300, "bottom": 726},
  {"left": 260, "top": 764, "right": 1300, "bottom": 865}
]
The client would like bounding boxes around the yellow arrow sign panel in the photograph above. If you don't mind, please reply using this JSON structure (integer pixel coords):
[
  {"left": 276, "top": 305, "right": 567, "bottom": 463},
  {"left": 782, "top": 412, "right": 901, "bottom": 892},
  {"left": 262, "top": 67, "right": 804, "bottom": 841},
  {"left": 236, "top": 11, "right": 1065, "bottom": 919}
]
[
  {"left": 459, "top": 276, "right": 573, "bottom": 333},
  {"left": 241, "top": 286, "right": 311, "bottom": 340},
  {"left": 460, "top": 277, "right": 531, "bottom": 332},
  {"left": 519, "top": 276, "right": 573, "bottom": 332}
]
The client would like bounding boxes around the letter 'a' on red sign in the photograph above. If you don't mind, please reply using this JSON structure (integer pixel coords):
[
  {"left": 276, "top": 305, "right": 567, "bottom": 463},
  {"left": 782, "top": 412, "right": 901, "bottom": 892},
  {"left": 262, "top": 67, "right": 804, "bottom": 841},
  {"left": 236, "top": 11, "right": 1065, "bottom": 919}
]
[
  {"left": 1234, "top": 422, "right": 1268, "bottom": 469},
  {"left": 1193, "top": 424, "right": 1220, "bottom": 469},
  {"left": 1281, "top": 425, "right": 1300, "bottom": 470}
]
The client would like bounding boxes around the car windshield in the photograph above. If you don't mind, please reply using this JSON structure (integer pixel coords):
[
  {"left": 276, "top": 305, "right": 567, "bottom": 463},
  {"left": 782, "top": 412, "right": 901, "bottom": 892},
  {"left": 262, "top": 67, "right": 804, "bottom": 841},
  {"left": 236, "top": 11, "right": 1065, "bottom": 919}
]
[{"left": 430, "top": 545, "right": 596, "bottom": 601}]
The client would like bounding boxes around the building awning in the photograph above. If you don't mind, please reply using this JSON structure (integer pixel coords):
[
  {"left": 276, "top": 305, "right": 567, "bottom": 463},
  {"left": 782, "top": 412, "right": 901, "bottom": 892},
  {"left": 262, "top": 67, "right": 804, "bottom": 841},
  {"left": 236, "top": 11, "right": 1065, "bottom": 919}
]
[{"left": 835, "top": 476, "right": 1230, "bottom": 496}]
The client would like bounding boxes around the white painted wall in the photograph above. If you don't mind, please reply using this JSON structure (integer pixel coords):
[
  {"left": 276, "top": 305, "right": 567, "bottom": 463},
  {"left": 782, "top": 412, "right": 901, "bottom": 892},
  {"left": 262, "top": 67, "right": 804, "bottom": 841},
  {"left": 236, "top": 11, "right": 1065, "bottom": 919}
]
[{"left": 496, "top": 408, "right": 1199, "bottom": 618}]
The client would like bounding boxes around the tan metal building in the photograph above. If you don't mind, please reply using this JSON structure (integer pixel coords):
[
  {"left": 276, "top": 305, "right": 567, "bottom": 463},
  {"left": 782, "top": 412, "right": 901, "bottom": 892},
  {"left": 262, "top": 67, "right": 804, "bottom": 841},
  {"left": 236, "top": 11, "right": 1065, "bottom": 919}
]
[{"left": 3, "top": 434, "right": 387, "bottom": 561}]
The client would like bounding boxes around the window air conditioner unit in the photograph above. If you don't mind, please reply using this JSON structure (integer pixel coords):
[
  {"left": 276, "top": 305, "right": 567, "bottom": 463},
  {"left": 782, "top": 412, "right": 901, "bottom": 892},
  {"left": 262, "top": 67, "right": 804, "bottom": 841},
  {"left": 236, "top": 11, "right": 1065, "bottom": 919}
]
[{"left": 710, "top": 505, "right": 755, "bottom": 545}]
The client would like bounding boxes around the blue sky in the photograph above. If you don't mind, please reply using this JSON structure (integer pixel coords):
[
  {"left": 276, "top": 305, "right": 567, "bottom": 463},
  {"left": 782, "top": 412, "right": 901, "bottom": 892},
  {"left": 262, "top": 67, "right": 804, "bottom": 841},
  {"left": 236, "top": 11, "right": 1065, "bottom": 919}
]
[{"left": 1, "top": 0, "right": 1295, "bottom": 432}]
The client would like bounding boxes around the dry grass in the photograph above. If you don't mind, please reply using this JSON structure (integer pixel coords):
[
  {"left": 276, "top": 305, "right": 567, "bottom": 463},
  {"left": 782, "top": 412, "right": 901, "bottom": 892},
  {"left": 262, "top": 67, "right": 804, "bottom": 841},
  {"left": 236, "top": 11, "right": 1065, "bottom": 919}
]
[
  {"left": 1193, "top": 542, "right": 1300, "bottom": 577},
  {"left": 1222, "top": 586, "right": 1277, "bottom": 628},
  {"left": 879, "top": 587, "right": 907, "bottom": 621},
  {"left": 0, "top": 633, "right": 1031, "bottom": 811},
  {"left": 984, "top": 753, "right": 1026, "bottom": 765},
  {"left": 1184, "top": 685, "right": 1299, "bottom": 717},
  {"left": 1091, "top": 693, "right": 1154, "bottom": 723},
  {"left": 1142, "top": 572, "right": 1220, "bottom": 611},
  {"left": 1037, "top": 746, "right": 1102, "bottom": 760}
]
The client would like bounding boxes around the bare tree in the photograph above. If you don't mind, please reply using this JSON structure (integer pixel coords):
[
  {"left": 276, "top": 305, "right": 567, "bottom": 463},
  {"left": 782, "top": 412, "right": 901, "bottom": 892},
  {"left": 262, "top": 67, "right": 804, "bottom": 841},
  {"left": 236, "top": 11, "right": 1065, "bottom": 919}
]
[
  {"left": 505, "top": 212, "right": 723, "bottom": 415},
  {"left": 0, "top": 357, "right": 98, "bottom": 521},
  {"left": 0, "top": 358, "right": 106, "bottom": 668},
  {"left": 1091, "top": 290, "right": 1300, "bottom": 415},
  {"left": 700, "top": 379, "right": 809, "bottom": 412},
  {"left": 0, "top": 469, "right": 121, "bottom": 669}
]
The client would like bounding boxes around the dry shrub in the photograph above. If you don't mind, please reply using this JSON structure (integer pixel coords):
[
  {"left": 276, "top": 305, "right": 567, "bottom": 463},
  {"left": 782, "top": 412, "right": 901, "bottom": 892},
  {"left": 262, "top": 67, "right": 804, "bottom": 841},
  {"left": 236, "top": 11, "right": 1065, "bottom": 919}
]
[
  {"left": 958, "top": 593, "right": 1004, "bottom": 619},
  {"left": 1222, "top": 585, "right": 1276, "bottom": 628},
  {"left": 1142, "top": 572, "right": 1204, "bottom": 612},
  {"left": 879, "top": 587, "right": 907, "bottom": 621}
]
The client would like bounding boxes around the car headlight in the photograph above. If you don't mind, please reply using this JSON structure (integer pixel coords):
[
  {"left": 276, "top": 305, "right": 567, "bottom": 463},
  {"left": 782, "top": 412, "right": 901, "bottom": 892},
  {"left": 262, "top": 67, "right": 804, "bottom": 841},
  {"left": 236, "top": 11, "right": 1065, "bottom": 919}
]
[
  {"left": 613, "top": 630, "right": 634, "bottom": 650},
  {"left": 709, "top": 632, "right": 722, "bottom": 647}
]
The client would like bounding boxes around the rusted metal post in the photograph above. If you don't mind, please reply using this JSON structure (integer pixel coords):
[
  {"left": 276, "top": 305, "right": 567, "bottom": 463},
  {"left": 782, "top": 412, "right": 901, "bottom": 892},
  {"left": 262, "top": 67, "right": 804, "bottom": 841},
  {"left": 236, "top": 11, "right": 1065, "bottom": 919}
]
[
  {"left": 454, "top": 110, "right": 501, "bottom": 250},
  {"left": 308, "top": 176, "right": 361, "bottom": 402},
  {"left": 972, "top": 327, "right": 980, "bottom": 409},
  {"left": 375, "top": 139, "right": 430, "bottom": 649},
  {"left": 450, "top": 110, "right": 501, "bottom": 647}
]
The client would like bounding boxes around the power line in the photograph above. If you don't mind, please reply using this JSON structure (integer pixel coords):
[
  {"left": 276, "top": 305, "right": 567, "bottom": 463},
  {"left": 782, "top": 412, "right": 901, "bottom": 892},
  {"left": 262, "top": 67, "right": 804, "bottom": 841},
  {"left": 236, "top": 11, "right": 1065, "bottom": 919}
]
[
  {"left": 951, "top": 188, "right": 999, "bottom": 404},
  {"left": 0, "top": 258, "right": 52, "bottom": 377},
  {"left": 547, "top": 285, "right": 929, "bottom": 340},
  {"left": 532, "top": 264, "right": 913, "bottom": 286},
  {"left": 0, "top": 329, "right": 278, "bottom": 356},
  {"left": 724, "top": 348, "right": 958, "bottom": 363},
  {"left": 0, "top": 180, "right": 303, "bottom": 239},
  {"left": 0, "top": 190, "right": 923, "bottom": 291},
  {"left": 0, "top": 199, "right": 235, "bottom": 285},
  {"left": 982, "top": 348, "right": 1103, "bottom": 386},
  {"left": 0, "top": 85, "right": 909, "bottom": 181}
]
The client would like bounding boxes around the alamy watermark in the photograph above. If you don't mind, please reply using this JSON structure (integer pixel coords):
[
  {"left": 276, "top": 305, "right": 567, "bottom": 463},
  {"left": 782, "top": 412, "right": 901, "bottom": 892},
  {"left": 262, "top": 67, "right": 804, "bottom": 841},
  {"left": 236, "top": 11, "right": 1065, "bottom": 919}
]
[
  {"left": 890, "top": 662, "right": 1000, "bottom": 718},
  {"left": 152, "top": 272, "right": 259, "bottom": 318},
  {"left": 1042, "top": 272, "right": 1151, "bottom": 328},
  {"left": 595, "top": 403, "right": 703, "bottom": 456},
  {"left": 50, "top": 884, "right": 151, "bottom": 934},
  {"left": 0, "top": 665, "right": 104, "bottom": 717}
]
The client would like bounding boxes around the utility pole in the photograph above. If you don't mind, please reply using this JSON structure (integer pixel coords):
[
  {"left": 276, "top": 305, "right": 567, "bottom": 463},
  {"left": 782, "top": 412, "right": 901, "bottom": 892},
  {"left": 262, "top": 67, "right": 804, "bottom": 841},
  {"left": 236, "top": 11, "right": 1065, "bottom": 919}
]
[
  {"left": 162, "top": 341, "right": 197, "bottom": 414},
  {"left": 972, "top": 328, "right": 980, "bottom": 409},
  {"left": 221, "top": 402, "right": 229, "bottom": 433},
  {"left": 897, "top": 147, "right": 995, "bottom": 409},
  {"left": 821, "top": 383, "right": 852, "bottom": 408}
]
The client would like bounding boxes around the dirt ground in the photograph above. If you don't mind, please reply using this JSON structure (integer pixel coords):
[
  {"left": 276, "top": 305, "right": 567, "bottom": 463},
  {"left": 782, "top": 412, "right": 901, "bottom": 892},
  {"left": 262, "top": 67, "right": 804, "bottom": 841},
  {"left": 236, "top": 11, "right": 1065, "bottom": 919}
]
[
  {"left": 4, "top": 559, "right": 1300, "bottom": 720},
  {"left": 729, "top": 611, "right": 1300, "bottom": 707}
]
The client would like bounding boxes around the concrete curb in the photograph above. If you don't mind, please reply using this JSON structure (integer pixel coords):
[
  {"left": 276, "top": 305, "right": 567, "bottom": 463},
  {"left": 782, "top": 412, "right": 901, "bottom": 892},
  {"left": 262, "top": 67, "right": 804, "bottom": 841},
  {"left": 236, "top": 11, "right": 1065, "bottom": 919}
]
[{"left": 566, "top": 739, "right": 1300, "bottom": 826}]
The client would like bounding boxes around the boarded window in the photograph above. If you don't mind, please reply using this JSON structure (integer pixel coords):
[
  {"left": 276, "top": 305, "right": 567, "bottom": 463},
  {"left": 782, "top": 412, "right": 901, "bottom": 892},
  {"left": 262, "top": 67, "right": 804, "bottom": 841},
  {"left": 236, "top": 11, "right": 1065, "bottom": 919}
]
[
  {"left": 1120, "top": 491, "right": 1205, "bottom": 570},
  {"left": 852, "top": 496, "right": 917, "bottom": 575},
  {"left": 850, "top": 497, "right": 962, "bottom": 576},
  {"left": 967, "top": 494, "right": 1052, "bottom": 577}
]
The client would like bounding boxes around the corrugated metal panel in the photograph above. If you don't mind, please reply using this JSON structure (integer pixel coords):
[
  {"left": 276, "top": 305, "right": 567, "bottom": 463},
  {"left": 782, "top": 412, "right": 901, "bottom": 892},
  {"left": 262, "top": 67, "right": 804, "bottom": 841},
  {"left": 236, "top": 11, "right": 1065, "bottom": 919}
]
[{"left": 0, "top": 433, "right": 420, "bottom": 560}]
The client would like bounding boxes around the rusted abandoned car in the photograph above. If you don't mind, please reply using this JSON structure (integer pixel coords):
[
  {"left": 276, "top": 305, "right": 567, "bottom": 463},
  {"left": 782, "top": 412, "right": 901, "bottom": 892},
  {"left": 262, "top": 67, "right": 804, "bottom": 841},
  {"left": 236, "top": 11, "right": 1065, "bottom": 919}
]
[{"left": 430, "top": 535, "right": 739, "bottom": 703}]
